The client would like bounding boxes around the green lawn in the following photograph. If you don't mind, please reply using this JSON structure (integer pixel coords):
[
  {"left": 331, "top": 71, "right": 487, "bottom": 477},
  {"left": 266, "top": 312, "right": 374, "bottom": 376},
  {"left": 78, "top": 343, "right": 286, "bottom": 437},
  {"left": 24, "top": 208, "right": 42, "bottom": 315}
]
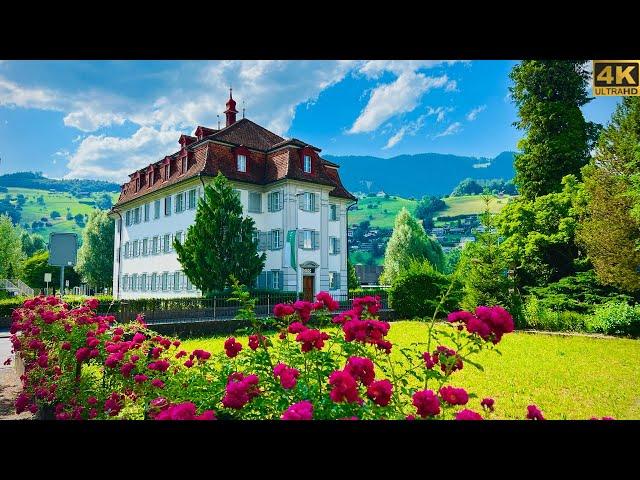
[
  {"left": 348, "top": 195, "right": 418, "bottom": 228},
  {"left": 182, "top": 321, "right": 640, "bottom": 420},
  {"left": 436, "top": 194, "right": 512, "bottom": 218}
]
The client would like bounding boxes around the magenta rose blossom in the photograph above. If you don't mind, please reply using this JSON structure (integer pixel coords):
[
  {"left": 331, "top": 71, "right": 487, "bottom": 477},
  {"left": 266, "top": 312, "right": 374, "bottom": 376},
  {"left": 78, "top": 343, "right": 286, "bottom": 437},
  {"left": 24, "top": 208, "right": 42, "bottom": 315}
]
[
  {"left": 481, "top": 397, "right": 495, "bottom": 412},
  {"left": 328, "top": 370, "right": 361, "bottom": 404},
  {"left": 455, "top": 409, "right": 483, "bottom": 420},
  {"left": 412, "top": 390, "right": 440, "bottom": 418},
  {"left": 273, "top": 363, "right": 300, "bottom": 390},
  {"left": 281, "top": 400, "right": 314, "bottom": 420},
  {"left": 345, "top": 356, "right": 375, "bottom": 386},
  {"left": 366, "top": 380, "right": 393, "bottom": 406},
  {"left": 224, "top": 337, "right": 243, "bottom": 358},
  {"left": 526, "top": 404, "right": 545, "bottom": 420},
  {"left": 439, "top": 386, "right": 469, "bottom": 406}
]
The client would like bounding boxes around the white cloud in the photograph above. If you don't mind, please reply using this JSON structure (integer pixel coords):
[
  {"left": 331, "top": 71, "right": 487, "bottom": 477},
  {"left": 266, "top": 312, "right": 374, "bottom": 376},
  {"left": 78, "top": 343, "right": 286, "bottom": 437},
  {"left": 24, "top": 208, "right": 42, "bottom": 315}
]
[
  {"left": 348, "top": 72, "right": 449, "bottom": 134},
  {"left": 65, "top": 126, "right": 182, "bottom": 182},
  {"left": 358, "top": 60, "right": 462, "bottom": 79},
  {"left": 434, "top": 122, "right": 463, "bottom": 138},
  {"left": 0, "top": 76, "right": 62, "bottom": 111},
  {"left": 383, "top": 115, "right": 426, "bottom": 149},
  {"left": 445, "top": 80, "right": 458, "bottom": 92},
  {"left": 426, "top": 106, "right": 454, "bottom": 122},
  {"left": 466, "top": 104, "right": 486, "bottom": 121}
]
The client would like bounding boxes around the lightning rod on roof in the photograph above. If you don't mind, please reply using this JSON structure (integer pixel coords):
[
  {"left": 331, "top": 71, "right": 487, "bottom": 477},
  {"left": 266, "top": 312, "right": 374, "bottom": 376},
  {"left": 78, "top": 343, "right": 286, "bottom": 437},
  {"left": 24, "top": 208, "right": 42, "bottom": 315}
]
[
  {"left": 242, "top": 100, "right": 245, "bottom": 119},
  {"left": 217, "top": 115, "right": 220, "bottom": 130}
]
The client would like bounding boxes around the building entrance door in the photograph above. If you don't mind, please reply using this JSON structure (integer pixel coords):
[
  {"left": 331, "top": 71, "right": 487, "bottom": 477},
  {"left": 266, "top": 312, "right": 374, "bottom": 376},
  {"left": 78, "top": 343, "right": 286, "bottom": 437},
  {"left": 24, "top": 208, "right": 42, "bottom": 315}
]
[{"left": 303, "top": 275, "right": 314, "bottom": 301}]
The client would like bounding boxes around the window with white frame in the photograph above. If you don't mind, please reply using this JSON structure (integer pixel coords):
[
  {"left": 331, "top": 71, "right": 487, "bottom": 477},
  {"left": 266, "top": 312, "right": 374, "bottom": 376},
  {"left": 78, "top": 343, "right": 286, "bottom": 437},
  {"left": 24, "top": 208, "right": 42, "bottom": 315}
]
[
  {"left": 303, "top": 154, "right": 312, "bottom": 173},
  {"left": 140, "top": 274, "right": 147, "bottom": 291},
  {"left": 132, "top": 240, "right": 139, "bottom": 257},
  {"left": 124, "top": 242, "right": 130, "bottom": 258},
  {"left": 154, "top": 200, "right": 161, "bottom": 219},
  {"left": 272, "top": 270, "right": 281, "bottom": 290},
  {"left": 329, "top": 236, "right": 340, "bottom": 255},
  {"left": 142, "top": 238, "right": 148, "bottom": 256},
  {"left": 164, "top": 196, "right": 172, "bottom": 216},
  {"left": 125, "top": 210, "right": 131, "bottom": 226},
  {"left": 175, "top": 192, "right": 184, "bottom": 213},
  {"left": 173, "top": 271, "right": 181, "bottom": 291},
  {"left": 301, "top": 192, "right": 316, "bottom": 212},
  {"left": 163, "top": 234, "right": 171, "bottom": 253},
  {"left": 131, "top": 274, "right": 138, "bottom": 291},
  {"left": 248, "top": 192, "right": 262, "bottom": 213},
  {"left": 329, "top": 204, "right": 338, "bottom": 221},
  {"left": 122, "top": 275, "right": 129, "bottom": 291},
  {"left": 237, "top": 154, "right": 246, "bottom": 172},
  {"left": 152, "top": 236, "right": 159, "bottom": 254},
  {"left": 134, "top": 207, "right": 140, "bottom": 224},
  {"left": 161, "top": 272, "right": 169, "bottom": 291},
  {"left": 175, "top": 231, "right": 183, "bottom": 245},
  {"left": 188, "top": 189, "right": 197, "bottom": 209},
  {"left": 303, "top": 230, "right": 313, "bottom": 249},
  {"left": 150, "top": 273, "right": 157, "bottom": 291},
  {"left": 329, "top": 271, "right": 341, "bottom": 290},
  {"left": 144, "top": 203, "right": 150, "bottom": 222},
  {"left": 268, "top": 190, "right": 283, "bottom": 212},
  {"left": 271, "top": 229, "right": 282, "bottom": 249}
]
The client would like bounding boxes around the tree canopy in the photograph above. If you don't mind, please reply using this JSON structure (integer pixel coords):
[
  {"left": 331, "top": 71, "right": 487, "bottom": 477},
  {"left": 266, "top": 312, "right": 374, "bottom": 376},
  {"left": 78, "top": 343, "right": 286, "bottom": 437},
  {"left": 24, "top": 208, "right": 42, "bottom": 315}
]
[
  {"left": 174, "top": 172, "right": 266, "bottom": 293},
  {"left": 0, "top": 214, "right": 24, "bottom": 279},
  {"left": 75, "top": 209, "right": 115, "bottom": 290},
  {"left": 380, "top": 207, "right": 444, "bottom": 285}
]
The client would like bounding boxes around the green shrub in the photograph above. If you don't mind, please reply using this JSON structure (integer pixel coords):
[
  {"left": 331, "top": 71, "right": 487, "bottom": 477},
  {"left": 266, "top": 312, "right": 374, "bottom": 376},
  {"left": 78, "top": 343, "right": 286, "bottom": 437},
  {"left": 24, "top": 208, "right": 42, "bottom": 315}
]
[
  {"left": 589, "top": 301, "right": 640, "bottom": 337},
  {"left": 522, "top": 296, "right": 590, "bottom": 332},
  {"left": 389, "top": 260, "right": 462, "bottom": 320},
  {"left": 525, "top": 271, "right": 635, "bottom": 314}
]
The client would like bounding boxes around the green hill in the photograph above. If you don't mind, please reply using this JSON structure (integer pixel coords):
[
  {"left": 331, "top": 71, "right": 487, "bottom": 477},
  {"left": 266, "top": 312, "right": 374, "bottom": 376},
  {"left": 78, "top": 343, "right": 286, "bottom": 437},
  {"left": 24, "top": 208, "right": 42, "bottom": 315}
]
[
  {"left": 1, "top": 187, "right": 119, "bottom": 240},
  {"left": 348, "top": 194, "right": 512, "bottom": 228}
]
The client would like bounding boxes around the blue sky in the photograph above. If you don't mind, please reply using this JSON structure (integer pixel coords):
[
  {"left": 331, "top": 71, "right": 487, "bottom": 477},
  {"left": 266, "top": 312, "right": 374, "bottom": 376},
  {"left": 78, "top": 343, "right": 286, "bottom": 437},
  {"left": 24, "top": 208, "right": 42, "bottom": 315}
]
[{"left": 0, "top": 60, "right": 620, "bottom": 183}]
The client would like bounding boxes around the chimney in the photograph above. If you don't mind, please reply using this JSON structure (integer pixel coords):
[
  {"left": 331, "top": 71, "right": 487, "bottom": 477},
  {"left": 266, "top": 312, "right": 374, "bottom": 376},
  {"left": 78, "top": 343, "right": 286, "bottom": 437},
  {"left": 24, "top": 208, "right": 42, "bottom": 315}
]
[{"left": 224, "top": 87, "right": 238, "bottom": 127}]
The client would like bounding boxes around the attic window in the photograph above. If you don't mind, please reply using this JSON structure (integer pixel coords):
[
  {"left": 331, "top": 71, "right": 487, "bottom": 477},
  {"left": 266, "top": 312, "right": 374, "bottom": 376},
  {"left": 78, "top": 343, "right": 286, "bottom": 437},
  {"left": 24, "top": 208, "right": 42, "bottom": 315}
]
[
  {"left": 148, "top": 171, "right": 153, "bottom": 187},
  {"left": 303, "top": 154, "right": 312, "bottom": 173},
  {"left": 164, "top": 164, "right": 170, "bottom": 181},
  {"left": 135, "top": 177, "right": 141, "bottom": 192},
  {"left": 181, "top": 156, "right": 187, "bottom": 175},
  {"left": 237, "top": 154, "right": 247, "bottom": 172}
]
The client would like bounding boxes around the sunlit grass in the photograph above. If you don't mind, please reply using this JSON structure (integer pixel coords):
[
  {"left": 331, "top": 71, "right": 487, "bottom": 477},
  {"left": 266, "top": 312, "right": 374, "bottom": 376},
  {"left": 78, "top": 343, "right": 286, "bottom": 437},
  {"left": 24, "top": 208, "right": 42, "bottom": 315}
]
[{"left": 181, "top": 321, "right": 640, "bottom": 420}]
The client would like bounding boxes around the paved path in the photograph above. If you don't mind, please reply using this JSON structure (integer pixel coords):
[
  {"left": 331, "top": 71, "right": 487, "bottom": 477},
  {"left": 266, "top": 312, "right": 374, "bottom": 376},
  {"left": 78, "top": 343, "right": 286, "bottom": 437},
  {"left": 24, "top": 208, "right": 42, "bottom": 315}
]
[{"left": 0, "top": 336, "right": 33, "bottom": 420}]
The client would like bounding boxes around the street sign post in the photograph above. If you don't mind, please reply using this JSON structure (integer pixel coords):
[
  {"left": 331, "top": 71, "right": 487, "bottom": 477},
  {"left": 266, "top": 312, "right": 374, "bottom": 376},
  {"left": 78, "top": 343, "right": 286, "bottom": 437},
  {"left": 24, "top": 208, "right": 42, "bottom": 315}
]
[
  {"left": 48, "top": 233, "right": 78, "bottom": 299},
  {"left": 44, "top": 272, "right": 52, "bottom": 294}
]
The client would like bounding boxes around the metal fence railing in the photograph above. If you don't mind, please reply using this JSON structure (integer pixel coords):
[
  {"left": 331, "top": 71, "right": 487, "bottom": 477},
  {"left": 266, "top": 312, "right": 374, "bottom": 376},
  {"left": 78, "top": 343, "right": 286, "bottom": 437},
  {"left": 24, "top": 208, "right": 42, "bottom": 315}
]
[{"left": 116, "top": 292, "right": 391, "bottom": 325}]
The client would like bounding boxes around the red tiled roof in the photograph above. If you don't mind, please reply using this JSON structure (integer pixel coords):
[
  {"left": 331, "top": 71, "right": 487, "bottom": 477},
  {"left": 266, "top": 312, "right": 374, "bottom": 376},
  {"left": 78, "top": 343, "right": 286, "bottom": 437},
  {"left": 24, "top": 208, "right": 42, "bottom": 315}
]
[{"left": 114, "top": 118, "right": 354, "bottom": 207}]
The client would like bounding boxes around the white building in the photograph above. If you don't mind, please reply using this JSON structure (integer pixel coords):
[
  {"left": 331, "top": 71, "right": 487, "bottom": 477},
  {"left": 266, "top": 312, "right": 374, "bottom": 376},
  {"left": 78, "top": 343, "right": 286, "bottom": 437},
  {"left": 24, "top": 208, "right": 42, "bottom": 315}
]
[{"left": 109, "top": 92, "right": 355, "bottom": 301}]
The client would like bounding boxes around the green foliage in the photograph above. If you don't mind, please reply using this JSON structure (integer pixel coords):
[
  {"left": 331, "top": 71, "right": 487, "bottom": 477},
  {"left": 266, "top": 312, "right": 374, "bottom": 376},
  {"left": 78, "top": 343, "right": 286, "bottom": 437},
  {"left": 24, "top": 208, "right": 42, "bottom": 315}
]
[
  {"left": 589, "top": 301, "right": 640, "bottom": 337},
  {"left": 443, "top": 247, "right": 462, "bottom": 275},
  {"left": 414, "top": 195, "right": 446, "bottom": 229},
  {"left": 75, "top": 210, "right": 115, "bottom": 290},
  {"left": 50, "top": 211, "right": 61, "bottom": 219},
  {"left": 0, "top": 214, "right": 25, "bottom": 278},
  {"left": 389, "top": 260, "right": 462, "bottom": 319},
  {"left": 458, "top": 197, "right": 523, "bottom": 324},
  {"left": 577, "top": 96, "right": 640, "bottom": 293},
  {"left": 525, "top": 270, "right": 634, "bottom": 314},
  {"left": 497, "top": 175, "right": 584, "bottom": 287},
  {"left": 509, "top": 60, "right": 600, "bottom": 199},
  {"left": 522, "top": 296, "right": 590, "bottom": 332},
  {"left": 0, "top": 171, "right": 119, "bottom": 195},
  {"left": 380, "top": 207, "right": 444, "bottom": 284},
  {"left": 347, "top": 258, "right": 360, "bottom": 289},
  {"left": 21, "top": 251, "right": 81, "bottom": 291},
  {"left": 21, "top": 231, "right": 46, "bottom": 257},
  {"left": 451, "top": 178, "right": 484, "bottom": 196},
  {"left": 174, "top": 172, "right": 265, "bottom": 294}
]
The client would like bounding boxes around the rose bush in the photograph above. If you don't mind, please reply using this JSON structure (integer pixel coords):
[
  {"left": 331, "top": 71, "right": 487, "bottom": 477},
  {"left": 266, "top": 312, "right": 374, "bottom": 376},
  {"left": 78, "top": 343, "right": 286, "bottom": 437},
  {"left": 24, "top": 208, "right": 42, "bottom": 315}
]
[{"left": 7, "top": 283, "right": 611, "bottom": 420}]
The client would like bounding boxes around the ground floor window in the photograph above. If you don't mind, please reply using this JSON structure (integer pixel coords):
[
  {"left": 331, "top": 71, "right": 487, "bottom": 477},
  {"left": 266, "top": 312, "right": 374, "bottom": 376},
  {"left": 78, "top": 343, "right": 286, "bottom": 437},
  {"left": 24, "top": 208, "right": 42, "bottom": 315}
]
[{"left": 329, "top": 271, "right": 340, "bottom": 290}]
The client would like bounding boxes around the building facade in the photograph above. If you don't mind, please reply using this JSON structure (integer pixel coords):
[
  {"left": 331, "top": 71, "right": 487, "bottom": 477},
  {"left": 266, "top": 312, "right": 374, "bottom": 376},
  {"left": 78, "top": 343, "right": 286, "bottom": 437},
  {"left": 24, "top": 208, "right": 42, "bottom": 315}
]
[{"left": 109, "top": 92, "right": 356, "bottom": 300}]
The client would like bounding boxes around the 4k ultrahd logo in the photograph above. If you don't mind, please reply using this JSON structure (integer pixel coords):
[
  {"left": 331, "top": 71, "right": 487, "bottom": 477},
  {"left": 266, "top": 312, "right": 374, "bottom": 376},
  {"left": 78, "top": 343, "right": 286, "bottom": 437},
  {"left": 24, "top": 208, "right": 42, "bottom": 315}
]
[{"left": 593, "top": 60, "right": 640, "bottom": 96}]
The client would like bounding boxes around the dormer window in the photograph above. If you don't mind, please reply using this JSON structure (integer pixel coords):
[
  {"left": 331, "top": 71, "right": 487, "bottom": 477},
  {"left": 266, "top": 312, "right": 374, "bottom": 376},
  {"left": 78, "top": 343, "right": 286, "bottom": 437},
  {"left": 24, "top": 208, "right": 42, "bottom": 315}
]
[
  {"left": 181, "top": 156, "right": 187, "bottom": 175},
  {"left": 237, "top": 154, "right": 247, "bottom": 172},
  {"left": 148, "top": 171, "right": 153, "bottom": 187},
  {"left": 135, "top": 177, "right": 141, "bottom": 192},
  {"left": 164, "top": 164, "right": 170, "bottom": 181},
  {"left": 303, "top": 154, "right": 312, "bottom": 173}
]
